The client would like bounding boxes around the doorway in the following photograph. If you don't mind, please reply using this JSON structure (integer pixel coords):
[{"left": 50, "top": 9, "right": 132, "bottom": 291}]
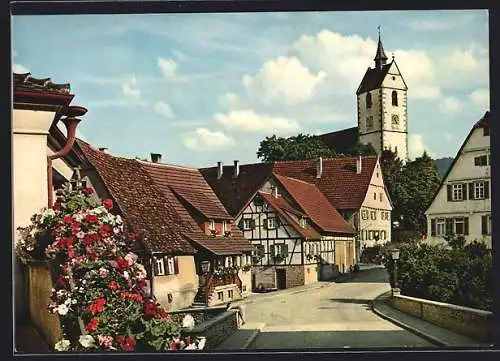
[{"left": 276, "top": 269, "right": 286, "bottom": 290}]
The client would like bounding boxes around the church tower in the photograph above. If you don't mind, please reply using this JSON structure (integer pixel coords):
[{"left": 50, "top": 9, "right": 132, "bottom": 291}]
[{"left": 356, "top": 28, "right": 408, "bottom": 163}]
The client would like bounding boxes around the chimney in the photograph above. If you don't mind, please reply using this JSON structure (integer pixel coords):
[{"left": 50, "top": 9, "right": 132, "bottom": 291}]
[
  {"left": 217, "top": 161, "right": 223, "bottom": 180},
  {"left": 316, "top": 157, "right": 323, "bottom": 178},
  {"left": 151, "top": 153, "right": 162, "bottom": 163},
  {"left": 98, "top": 147, "right": 108, "bottom": 153},
  {"left": 233, "top": 160, "right": 240, "bottom": 178},
  {"left": 356, "top": 156, "right": 362, "bottom": 174}
]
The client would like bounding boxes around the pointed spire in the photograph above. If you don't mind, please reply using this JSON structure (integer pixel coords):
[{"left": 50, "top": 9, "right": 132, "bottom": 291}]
[{"left": 374, "top": 26, "right": 388, "bottom": 69}]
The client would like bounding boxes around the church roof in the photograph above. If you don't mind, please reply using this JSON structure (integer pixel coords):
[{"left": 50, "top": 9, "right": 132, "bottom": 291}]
[
  {"left": 374, "top": 36, "right": 388, "bottom": 63},
  {"left": 356, "top": 63, "right": 392, "bottom": 95},
  {"left": 319, "top": 126, "right": 358, "bottom": 154}
]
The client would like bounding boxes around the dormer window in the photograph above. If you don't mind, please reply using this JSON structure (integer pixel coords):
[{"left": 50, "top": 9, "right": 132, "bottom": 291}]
[
  {"left": 209, "top": 220, "right": 215, "bottom": 231},
  {"left": 299, "top": 217, "right": 307, "bottom": 228}
]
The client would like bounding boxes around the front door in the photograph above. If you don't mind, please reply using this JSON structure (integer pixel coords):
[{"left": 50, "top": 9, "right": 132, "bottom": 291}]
[{"left": 276, "top": 269, "right": 286, "bottom": 290}]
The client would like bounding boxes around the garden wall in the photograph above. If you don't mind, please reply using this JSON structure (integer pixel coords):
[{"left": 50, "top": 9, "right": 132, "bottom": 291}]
[{"left": 392, "top": 294, "right": 492, "bottom": 342}]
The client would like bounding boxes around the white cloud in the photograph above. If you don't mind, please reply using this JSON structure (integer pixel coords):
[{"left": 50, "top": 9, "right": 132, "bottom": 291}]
[
  {"left": 411, "top": 85, "right": 442, "bottom": 100},
  {"left": 408, "top": 19, "right": 455, "bottom": 31},
  {"left": 241, "top": 56, "right": 326, "bottom": 105},
  {"left": 439, "top": 96, "right": 461, "bottom": 115},
  {"left": 182, "top": 128, "right": 235, "bottom": 151},
  {"left": 122, "top": 76, "right": 141, "bottom": 98},
  {"left": 443, "top": 50, "right": 478, "bottom": 72},
  {"left": 408, "top": 134, "right": 435, "bottom": 160},
  {"left": 153, "top": 101, "right": 175, "bottom": 118},
  {"left": 158, "top": 57, "right": 178, "bottom": 79},
  {"left": 469, "top": 88, "right": 489, "bottom": 109},
  {"left": 86, "top": 100, "right": 147, "bottom": 108},
  {"left": 13, "top": 63, "right": 29, "bottom": 73},
  {"left": 219, "top": 92, "right": 239, "bottom": 109},
  {"left": 215, "top": 109, "right": 299, "bottom": 135}
]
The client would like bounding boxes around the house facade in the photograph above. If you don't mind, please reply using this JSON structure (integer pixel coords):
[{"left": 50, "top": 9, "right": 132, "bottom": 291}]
[
  {"left": 425, "top": 111, "right": 492, "bottom": 248},
  {"left": 12, "top": 72, "right": 86, "bottom": 328},
  {"left": 75, "top": 141, "right": 253, "bottom": 308}
]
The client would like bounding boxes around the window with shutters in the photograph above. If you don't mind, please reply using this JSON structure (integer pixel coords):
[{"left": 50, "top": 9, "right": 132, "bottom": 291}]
[
  {"left": 454, "top": 217, "right": 468, "bottom": 235},
  {"left": 255, "top": 244, "right": 265, "bottom": 258},
  {"left": 452, "top": 184, "right": 463, "bottom": 201},
  {"left": 361, "top": 209, "right": 368, "bottom": 220},
  {"left": 166, "top": 257, "right": 177, "bottom": 275},
  {"left": 474, "top": 182, "right": 485, "bottom": 199},
  {"left": 242, "top": 218, "right": 254, "bottom": 230},
  {"left": 483, "top": 127, "right": 490, "bottom": 136},
  {"left": 482, "top": 215, "right": 492, "bottom": 235},
  {"left": 436, "top": 218, "right": 445, "bottom": 236},
  {"left": 474, "top": 155, "right": 488, "bottom": 166},
  {"left": 154, "top": 257, "right": 165, "bottom": 276},
  {"left": 370, "top": 211, "right": 376, "bottom": 220}
]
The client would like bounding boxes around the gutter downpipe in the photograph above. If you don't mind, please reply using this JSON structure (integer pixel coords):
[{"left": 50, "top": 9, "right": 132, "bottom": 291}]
[{"left": 47, "top": 115, "right": 84, "bottom": 208}]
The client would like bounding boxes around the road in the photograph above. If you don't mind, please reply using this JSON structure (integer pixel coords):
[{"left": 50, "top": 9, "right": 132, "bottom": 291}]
[{"left": 244, "top": 268, "right": 435, "bottom": 349}]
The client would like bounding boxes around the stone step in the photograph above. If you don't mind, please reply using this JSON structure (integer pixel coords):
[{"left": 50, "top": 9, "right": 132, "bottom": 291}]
[{"left": 216, "top": 323, "right": 265, "bottom": 350}]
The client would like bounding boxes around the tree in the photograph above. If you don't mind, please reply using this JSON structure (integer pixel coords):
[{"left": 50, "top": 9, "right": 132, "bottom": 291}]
[
  {"left": 380, "top": 149, "right": 407, "bottom": 227},
  {"left": 256, "top": 134, "right": 337, "bottom": 162},
  {"left": 345, "top": 142, "right": 377, "bottom": 156}
]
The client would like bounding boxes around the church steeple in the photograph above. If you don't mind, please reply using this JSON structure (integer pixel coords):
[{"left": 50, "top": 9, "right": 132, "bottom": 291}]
[{"left": 374, "top": 26, "right": 388, "bottom": 69}]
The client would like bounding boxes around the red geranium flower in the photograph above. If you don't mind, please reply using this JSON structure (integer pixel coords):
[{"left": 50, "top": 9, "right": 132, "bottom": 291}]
[
  {"left": 86, "top": 318, "right": 99, "bottom": 332},
  {"left": 83, "top": 187, "right": 94, "bottom": 195},
  {"left": 116, "top": 257, "right": 129, "bottom": 271},
  {"left": 158, "top": 308, "right": 169, "bottom": 320},
  {"left": 85, "top": 214, "right": 99, "bottom": 224},
  {"left": 144, "top": 302, "right": 157, "bottom": 317},
  {"left": 83, "top": 233, "right": 99, "bottom": 246},
  {"left": 116, "top": 336, "right": 136, "bottom": 351},
  {"left": 89, "top": 298, "right": 106, "bottom": 315},
  {"left": 63, "top": 215, "right": 73, "bottom": 224},
  {"left": 98, "top": 225, "right": 113, "bottom": 237},
  {"left": 65, "top": 236, "right": 74, "bottom": 247},
  {"left": 103, "top": 199, "right": 113, "bottom": 210},
  {"left": 108, "top": 281, "right": 119, "bottom": 290}
]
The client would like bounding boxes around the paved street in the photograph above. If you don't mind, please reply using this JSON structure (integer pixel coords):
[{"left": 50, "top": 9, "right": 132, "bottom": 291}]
[{"left": 244, "top": 268, "right": 435, "bottom": 349}]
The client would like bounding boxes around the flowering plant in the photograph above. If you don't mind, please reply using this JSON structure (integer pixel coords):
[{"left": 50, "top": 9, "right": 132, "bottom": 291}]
[
  {"left": 212, "top": 266, "right": 240, "bottom": 278},
  {"left": 17, "top": 186, "right": 205, "bottom": 352}
]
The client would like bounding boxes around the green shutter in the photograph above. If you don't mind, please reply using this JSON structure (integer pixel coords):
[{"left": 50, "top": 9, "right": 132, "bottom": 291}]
[
  {"left": 283, "top": 244, "right": 289, "bottom": 257},
  {"left": 269, "top": 244, "right": 275, "bottom": 257},
  {"left": 485, "top": 181, "right": 490, "bottom": 199},
  {"left": 238, "top": 219, "right": 244, "bottom": 229},
  {"left": 262, "top": 218, "right": 267, "bottom": 229},
  {"left": 445, "top": 219, "right": 453, "bottom": 235},
  {"left": 447, "top": 185, "right": 452, "bottom": 201},
  {"left": 464, "top": 217, "right": 469, "bottom": 235},
  {"left": 431, "top": 219, "right": 436, "bottom": 236},
  {"left": 250, "top": 219, "right": 256, "bottom": 229},
  {"left": 174, "top": 257, "right": 179, "bottom": 274},
  {"left": 469, "top": 183, "right": 475, "bottom": 200},
  {"left": 482, "top": 215, "right": 488, "bottom": 235}
]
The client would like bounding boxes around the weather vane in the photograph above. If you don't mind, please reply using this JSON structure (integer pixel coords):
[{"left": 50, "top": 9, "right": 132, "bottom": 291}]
[{"left": 377, "top": 25, "right": 381, "bottom": 36}]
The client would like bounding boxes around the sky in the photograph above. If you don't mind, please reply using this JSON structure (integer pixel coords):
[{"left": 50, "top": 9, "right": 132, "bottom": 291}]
[{"left": 12, "top": 10, "right": 490, "bottom": 168}]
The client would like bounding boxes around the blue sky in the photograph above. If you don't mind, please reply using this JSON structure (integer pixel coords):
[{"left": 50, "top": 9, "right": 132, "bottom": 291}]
[{"left": 12, "top": 10, "right": 489, "bottom": 168}]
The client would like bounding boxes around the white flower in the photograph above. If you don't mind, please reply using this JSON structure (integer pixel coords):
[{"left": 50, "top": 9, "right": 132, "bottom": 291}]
[
  {"left": 184, "top": 343, "right": 197, "bottom": 350},
  {"left": 182, "top": 314, "right": 195, "bottom": 329},
  {"left": 123, "top": 271, "right": 130, "bottom": 280},
  {"left": 73, "top": 214, "right": 84, "bottom": 222},
  {"left": 98, "top": 267, "right": 109, "bottom": 278},
  {"left": 79, "top": 335, "right": 96, "bottom": 348},
  {"left": 115, "top": 215, "right": 123, "bottom": 224},
  {"left": 113, "top": 227, "right": 120, "bottom": 235},
  {"left": 57, "top": 304, "right": 69, "bottom": 316},
  {"left": 42, "top": 208, "right": 56, "bottom": 220},
  {"left": 197, "top": 337, "right": 206, "bottom": 350},
  {"left": 93, "top": 207, "right": 104, "bottom": 215},
  {"left": 72, "top": 299, "right": 77, "bottom": 304},
  {"left": 54, "top": 339, "right": 71, "bottom": 351},
  {"left": 64, "top": 298, "right": 72, "bottom": 305},
  {"left": 124, "top": 252, "right": 137, "bottom": 266},
  {"left": 76, "top": 231, "right": 85, "bottom": 239}
]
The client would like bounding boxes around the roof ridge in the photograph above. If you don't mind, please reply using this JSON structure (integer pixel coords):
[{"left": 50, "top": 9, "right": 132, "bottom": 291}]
[
  {"left": 138, "top": 159, "right": 199, "bottom": 172},
  {"left": 273, "top": 173, "right": 315, "bottom": 186}
]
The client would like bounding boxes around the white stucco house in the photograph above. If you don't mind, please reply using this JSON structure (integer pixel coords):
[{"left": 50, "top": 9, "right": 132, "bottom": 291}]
[{"left": 425, "top": 111, "right": 491, "bottom": 248}]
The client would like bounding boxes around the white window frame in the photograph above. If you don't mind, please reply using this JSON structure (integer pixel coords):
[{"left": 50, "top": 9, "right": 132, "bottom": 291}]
[
  {"left": 266, "top": 217, "right": 278, "bottom": 229},
  {"left": 209, "top": 219, "right": 216, "bottom": 231},
  {"left": 474, "top": 182, "right": 485, "bottom": 199},
  {"left": 155, "top": 257, "right": 165, "bottom": 276},
  {"left": 166, "top": 257, "right": 176, "bottom": 275},
  {"left": 222, "top": 221, "right": 227, "bottom": 233},
  {"left": 436, "top": 218, "right": 445, "bottom": 236},
  {"left": 452, "top": 184, "right": 463, "bottom": 201},
  {"left": 486, "top": 215, "right": 492, "bottom": 235},
  {"left": 361, "top": 210, "right": 368, "bottom": 220},
  {"left": 243, "top": 219, "right": 252, "bottom": 230},
  {"left": 370, "top": 211, "right": 376, "bottom": 220}
]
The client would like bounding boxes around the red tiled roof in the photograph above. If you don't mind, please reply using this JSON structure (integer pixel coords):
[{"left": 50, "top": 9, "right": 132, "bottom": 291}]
[
  {"left": 184, "top": 231, "right": 254, "bottom": 256},
  {"left": 259, "top": 192, "right": 322, "bottom": 240},
  {"left": 76, "top": 139, "right": 196, "bottom": 254},
  {"left": 273, "top": 156, "right": 378, "bottom": 210},
  {"left": 141, "top": 162, "right": 231, "bottom": 220},
  {"left": 199, "top": 162, "right": 274, "bottom": 217},
  {"left": 273, "top": 174, "right": 356, "bottom": 235}
]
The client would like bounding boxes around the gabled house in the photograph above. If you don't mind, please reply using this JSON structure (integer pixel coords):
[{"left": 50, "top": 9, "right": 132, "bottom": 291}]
[
  {"left": 75, "top": 141, "right": 254, "bottom": 308},
  {"left": 201, "top": 156, "right": 392, "bottom": 265},
  {"left": 425, "top": 111, "right": 491, "bottom": 248}
]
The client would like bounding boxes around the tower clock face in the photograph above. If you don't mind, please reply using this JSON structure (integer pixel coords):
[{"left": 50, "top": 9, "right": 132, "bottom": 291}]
[{"left": 391, "top": 114, "right": 399, "bottom": 125}]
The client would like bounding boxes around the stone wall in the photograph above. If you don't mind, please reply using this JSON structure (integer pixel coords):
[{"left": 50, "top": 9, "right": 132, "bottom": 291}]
[
  {"left": 181, "top": 310, "right": 238, "bottom": 350},
  {"left": 392, "top": 294, "right": 492, "bottom": 342},
  {"left": 24, "top": 260, "right": 62, "bottom": 349},
  {"left": 168, "top": 306, "right": 226, "bottom": 326},
  {"left": 253, "top": 265, "right": 309, "bottom": 290}
]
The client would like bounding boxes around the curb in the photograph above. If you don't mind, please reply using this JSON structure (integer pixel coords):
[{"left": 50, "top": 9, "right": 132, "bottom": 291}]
[
  {"left": 241, "top": 329, "right": 261, "bottom": 349},
  {"left": 370, "top": 292, "right": 447, "bottom": 346}
]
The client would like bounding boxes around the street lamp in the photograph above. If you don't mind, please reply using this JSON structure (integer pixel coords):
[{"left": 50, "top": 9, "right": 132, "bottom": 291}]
[{"left": 391, "top": 248, "right": 400, "bottom": 296}]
